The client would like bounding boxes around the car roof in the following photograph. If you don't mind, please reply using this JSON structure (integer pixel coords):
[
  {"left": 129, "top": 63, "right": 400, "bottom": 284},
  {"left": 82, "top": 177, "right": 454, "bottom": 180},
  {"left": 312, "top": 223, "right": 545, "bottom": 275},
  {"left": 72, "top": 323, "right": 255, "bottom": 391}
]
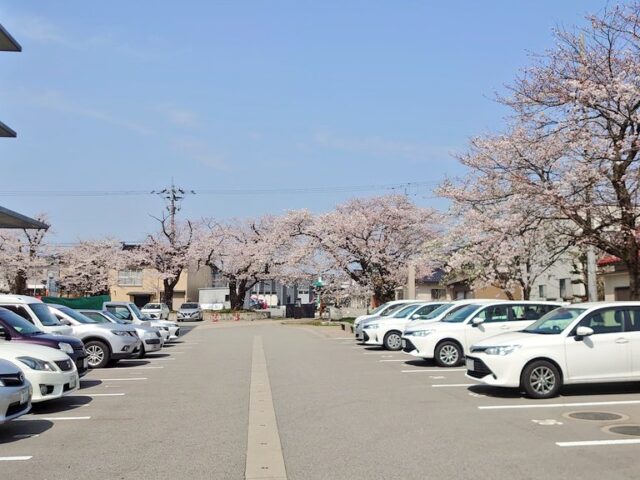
[{"left": 0, "top": 294, "right": 43, "bottom": 304}]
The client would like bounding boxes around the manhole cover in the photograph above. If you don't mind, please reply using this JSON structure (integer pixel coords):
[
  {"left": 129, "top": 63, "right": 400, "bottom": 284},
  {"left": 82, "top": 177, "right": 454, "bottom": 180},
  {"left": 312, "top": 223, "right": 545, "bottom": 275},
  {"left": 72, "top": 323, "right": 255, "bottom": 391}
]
[
  {"left": 605, "top": 425, "right": 640, "bottom": 437},
  {"left": 566, "top": 411, "right": 625, "bottom": 421}
]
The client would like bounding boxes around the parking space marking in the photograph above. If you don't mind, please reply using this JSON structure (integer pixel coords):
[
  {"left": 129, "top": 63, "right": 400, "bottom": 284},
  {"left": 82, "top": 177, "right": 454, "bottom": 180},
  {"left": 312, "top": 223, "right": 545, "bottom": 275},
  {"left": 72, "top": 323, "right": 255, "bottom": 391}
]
[
  {"left": 379, "top": 359, "right": 408, "bottom": 362},
  {"left": 96, "top": 377, "right": 147, "bottom": 381},
  {"left": 81, "top": 393, "right": 126, "bottom": 397},
  {"left": 401, "top": 369, "right": 465, "bottom": 373},
  {"left": 479, "top": 400, "right": 640, "bottom": 410},
  {"left": 0, "top": 456, "right": 32, "bottom": 461},
  {"left": 245, "top": 336, "right": 287, "bottom": 480},
  {"left": 432, "top": 383, "right": 477, "bottom": 388},
  {"left": 121, "top": 366, "right": 164, "bottom": 370},
  {"left": 24, "top": 416, "right": 91, "bottom": 421},
  {"left": 557, "top": 439, "right": 640, "bottom": 447},
  {"left": 13, "top": 434, "right": 39, "bottom": 439},
  {"left": 332, "top": 337, "right": 355, "bottom": 340}
]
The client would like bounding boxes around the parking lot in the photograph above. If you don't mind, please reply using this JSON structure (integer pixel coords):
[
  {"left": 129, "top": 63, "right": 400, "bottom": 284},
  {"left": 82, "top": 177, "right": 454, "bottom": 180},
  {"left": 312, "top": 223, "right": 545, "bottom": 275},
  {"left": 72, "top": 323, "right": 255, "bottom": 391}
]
[{"left": 2, "top": 320, "right": 639, "bottom": 480}]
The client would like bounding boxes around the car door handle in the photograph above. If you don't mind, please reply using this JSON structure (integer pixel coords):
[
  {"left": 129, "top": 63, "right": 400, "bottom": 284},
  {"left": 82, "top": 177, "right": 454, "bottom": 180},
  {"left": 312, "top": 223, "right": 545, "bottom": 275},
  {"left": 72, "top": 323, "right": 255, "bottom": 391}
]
[
  {"left": 500, "top": 325, "right": 510, "bottom": 330},
  {"left": 615, "top": 338, "right": 629, "bottom": 344}
]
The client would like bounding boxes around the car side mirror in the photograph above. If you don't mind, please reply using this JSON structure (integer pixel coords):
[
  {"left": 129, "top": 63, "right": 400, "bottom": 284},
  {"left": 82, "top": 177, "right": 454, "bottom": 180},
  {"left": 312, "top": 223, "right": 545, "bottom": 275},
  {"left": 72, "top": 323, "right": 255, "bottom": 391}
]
[
  {"left": 59, "top": 318, "right": 71, "bottom": 326},
  {"left": 471, "top": 317, "right": 484, "bottom": 327},
  {"left": 575, "top": 326, "right": 594, "bottom": 339},
  {"left": 410, "top": 314, "right": 419, "bottom": 320}
]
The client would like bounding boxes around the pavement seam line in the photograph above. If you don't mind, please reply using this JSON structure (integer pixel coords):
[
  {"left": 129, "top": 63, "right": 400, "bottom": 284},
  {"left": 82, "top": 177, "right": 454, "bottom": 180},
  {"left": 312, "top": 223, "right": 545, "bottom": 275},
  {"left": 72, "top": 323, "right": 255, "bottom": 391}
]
[{"left": 245, "top": 336, "right": 288, "bottom": 480}]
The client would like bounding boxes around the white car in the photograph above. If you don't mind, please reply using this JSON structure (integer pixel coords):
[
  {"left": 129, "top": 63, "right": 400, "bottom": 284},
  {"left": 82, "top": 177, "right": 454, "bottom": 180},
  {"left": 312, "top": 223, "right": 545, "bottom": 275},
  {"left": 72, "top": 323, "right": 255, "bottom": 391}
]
[
  {"left": 103, "top": 302, "right": 180, "bottom": 342},
  {"left": 361, "top": 302, "right": 447, "bottom": 350},
  {"left": 466, "top": 302, "right": 640, "bottom": 398},
  {"left": 0, "top": 343, "right": 79, "bottom": 403},
  {"left": 402, "top": 301, "right": 563, "bottom": 367},
  {"left": 0, "top": 358, "right": 31, "bottom": 424},
  {"left": 0, "top": 294, "right": 73, "bottom": 336},
  {"left": 354, "top": 300, "right": 419, "bottom": 341},
  {"left": 140, "top": 303, "right": 170, "bottom": 320}
]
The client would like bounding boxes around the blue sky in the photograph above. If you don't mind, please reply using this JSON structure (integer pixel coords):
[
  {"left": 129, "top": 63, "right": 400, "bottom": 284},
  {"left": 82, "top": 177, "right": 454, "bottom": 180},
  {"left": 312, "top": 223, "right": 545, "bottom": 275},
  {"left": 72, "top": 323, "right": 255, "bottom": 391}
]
[{"left": 0, "top": 0, "right": 607, "bottom": 242}]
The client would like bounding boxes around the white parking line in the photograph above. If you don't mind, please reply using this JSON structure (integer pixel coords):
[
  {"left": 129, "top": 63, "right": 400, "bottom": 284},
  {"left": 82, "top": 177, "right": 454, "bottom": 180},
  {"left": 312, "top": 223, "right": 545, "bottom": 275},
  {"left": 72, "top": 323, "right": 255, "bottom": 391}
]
[
  {"left": 0, "top": 456, "right": 32, "bottom": 461},
  {"left": 557, "top": 439, "right": 640, "bottom": 447},
  {"left": 401, "top": 369, "right": 466, "bottom": 373},
  {"left": 122, "top": 366, "right": 164, "bottom": 370},
  {"left": 432, "top": 384, "right": 477, "bottom": 388},
  {"left": 13, "top": 434, "right": 39, "bottom": 439},
  {"left": 81, "top": 393, "right": 126, "bottom": 397},
  {"left": 97, "top": 378, "right": 147, "bottom": 381},
  {"left": 479, "top": 400, "right": 640, "bottom": 410},
  {"left": 24, "top": 416, "right": 91, "bottom": 421},
  {"left": 332, "top": 337, "right": 355, "bottom": 340},
  {"left": 379, "top": 359, "right": 408, "bottom": 362}
]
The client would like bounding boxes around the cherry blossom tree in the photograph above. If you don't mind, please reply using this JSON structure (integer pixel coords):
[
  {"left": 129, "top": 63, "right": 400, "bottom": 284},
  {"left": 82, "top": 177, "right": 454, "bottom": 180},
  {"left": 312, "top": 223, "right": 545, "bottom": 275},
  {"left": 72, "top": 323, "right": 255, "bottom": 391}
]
[
  {"left": 56, "top": 239, "right": 125, "bottom": 296},
  {"left": 193, "top": 215, "right": 300, "bottom": 310},
  {"left": 290, "top": 195, "right": 442, "bottom": 306},
  {"left": 138, "top": 216, "right": 194, "bottom": 309},
  {"left": 0, "top": 214, "right": 50, "bottom": 295}
]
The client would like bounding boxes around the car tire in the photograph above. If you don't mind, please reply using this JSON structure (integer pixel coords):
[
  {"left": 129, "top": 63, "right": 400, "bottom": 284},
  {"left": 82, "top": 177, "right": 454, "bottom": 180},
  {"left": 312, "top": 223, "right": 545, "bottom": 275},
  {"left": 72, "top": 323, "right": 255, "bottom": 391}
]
[
  {"left": 383, "top": 331, "right": 403, "bottom": 351},
  {"left": 135, "top": 345, "right": 146, "bottom": 359},
  {"left": 521, "top": 360, "right": 562, "bottom": 399},
  {"left": 435, "top": 340, "right": 463, "bottom": 367},
  {"left": 85, "top": 340, "right": 110, "bottom": 369}
]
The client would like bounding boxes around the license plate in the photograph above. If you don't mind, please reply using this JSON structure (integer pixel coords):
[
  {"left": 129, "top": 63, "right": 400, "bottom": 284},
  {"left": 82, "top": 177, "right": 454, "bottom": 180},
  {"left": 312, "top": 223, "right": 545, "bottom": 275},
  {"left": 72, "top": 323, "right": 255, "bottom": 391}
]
[
  {"left": 401, "top": 339, "right": 406, "bottom": 349},
  {"left": 466, "top": 358, "right": 475, "bottom": 371},
  {"left": 19, "top": 388, "right": 29, "bottom": 404}
]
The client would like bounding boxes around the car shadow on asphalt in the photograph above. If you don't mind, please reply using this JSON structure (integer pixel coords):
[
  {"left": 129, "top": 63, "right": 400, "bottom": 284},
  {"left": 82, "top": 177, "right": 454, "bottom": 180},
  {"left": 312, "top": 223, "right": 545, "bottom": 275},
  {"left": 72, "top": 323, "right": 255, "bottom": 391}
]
[
  {"left": 114, "top": 360, "right": 151, "bottom": 368},
  {"left": 468, "top": 382, "right": 640, "bottom": 399},
  {"left": 404, "top": 359, "right": 438, "bottom": 367},
  {"left": 29, "top": 394, "right": 93, "bottom": 414},
  {"left": 363, "top": 346, "right": 385, "bottom": 351},
  {"left": 79, "top": 379, "right": 102, "bottom": 389},
  {"left": 143, "top": 353, "right": 171, "bottom": 358},
  {"left": 0, "top": 419, "right": 54, "bottom": 444}
]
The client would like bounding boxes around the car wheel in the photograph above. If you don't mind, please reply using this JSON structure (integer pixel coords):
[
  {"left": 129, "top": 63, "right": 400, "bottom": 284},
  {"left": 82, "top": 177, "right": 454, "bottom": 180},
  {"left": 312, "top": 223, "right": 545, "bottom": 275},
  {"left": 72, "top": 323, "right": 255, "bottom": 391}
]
[
  {"left": 521, "top": 360, "right": 562, "bottom": 399},
  {"left": 85, "top": 340, "right": 110, "bottom": 369},
  {"left": 383, "top": 331, "right": 403, "bottom": 351},
  {"left": 135, "top": 345, "right": 146, "bottom": 359},
  {"left": 435, "top": 341, "right": 463, "bottom": 367}
]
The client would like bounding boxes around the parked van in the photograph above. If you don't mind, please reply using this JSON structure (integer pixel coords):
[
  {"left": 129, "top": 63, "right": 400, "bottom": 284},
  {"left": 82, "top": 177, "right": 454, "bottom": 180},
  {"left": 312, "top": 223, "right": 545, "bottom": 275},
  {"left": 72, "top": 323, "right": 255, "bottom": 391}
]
[{"left": 0, "top": 295, "right": 73, "bottom": 336}]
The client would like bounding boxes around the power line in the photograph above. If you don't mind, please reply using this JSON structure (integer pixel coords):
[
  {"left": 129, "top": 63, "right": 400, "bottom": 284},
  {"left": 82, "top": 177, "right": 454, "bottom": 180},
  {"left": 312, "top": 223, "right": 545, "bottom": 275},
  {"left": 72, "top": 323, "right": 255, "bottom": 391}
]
[{"left": 0, "top": 181, "right": 440, "bottom": 198}]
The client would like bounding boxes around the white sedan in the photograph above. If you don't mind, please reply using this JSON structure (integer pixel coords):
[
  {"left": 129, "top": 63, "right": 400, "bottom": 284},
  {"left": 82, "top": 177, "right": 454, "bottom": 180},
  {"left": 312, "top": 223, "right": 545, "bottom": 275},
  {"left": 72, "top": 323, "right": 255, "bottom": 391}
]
[
  {"left": 0, "top": 343, "right": 79, "bottom": 403},
  {"left": 140, "top": 303, "right": 170, "bottom": 320},
  {"left": 361, "top": 302, "right": 446, "bottom": 350},
  {"left": 466, "top": 302, "right": 640, "bottom": 398},
  {"left": 402, "top": 301, "right": 562, "bottom": 367},
  {"left": 0, "top": 359, "right": 31, "bottom": 424}
]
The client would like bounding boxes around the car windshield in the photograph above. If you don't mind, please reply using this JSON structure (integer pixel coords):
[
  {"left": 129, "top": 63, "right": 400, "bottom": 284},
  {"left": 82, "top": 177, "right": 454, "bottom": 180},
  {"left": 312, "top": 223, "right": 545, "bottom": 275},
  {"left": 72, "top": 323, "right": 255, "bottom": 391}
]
[
  {"left": 421, "top": 303, "right": 453, "bottom": 320},
  {"left": 30, "top": 303, "right": 63, "bottom": 326},
  {"left": 382, "top": 303, "right": 410, "bottom": 317},
  {"left": 523, "top": 307, "right": 586, "bottom": 334},
  {"left": 181, "top": 303, "right": 199, "bottom": 309},
  {"left": 57, "top": 306, "right": 99, "bottom": 324},
  {"left": 442, "top": 304, "right": 482, "bottom": 323},
  {"left": 79, "top": 311, "right": 110, "bottom": 324},
  {"left": 392, "top": 304, "right": 421, "bottom": 319},
  {"left": 129, "top": 303, "right": 146, "bottom": 319},
  {"left": 369, "top": 303, "right": 391, "bottom": 315},
  {"left": 0, "top": 310, "right": 42, "bottom": 335},
  {"left": 143, "top": 304, "right": 161, "bottom": 309},
  {"left": 94, "top": 310, "right": 131, "bottom": 325}
]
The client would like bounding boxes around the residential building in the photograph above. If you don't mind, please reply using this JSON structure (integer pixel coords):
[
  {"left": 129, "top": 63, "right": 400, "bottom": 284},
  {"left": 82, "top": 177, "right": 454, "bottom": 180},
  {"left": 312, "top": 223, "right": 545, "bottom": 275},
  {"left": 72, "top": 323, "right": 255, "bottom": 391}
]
[{"left": 597, "top": 256, "right": 631, "bottom": 301}]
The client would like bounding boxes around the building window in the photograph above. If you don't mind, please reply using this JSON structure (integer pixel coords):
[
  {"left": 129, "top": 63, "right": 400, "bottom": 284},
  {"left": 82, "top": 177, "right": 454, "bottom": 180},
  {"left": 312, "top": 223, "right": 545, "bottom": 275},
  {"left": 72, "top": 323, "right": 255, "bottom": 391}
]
[
  {"left": 538, "top": 285, "right": 546, "bottom": 299},
  {"left": 431, "top": 288, "right": 445, "bottom": 300},
  {"left": 559, "top": 279, "right": 571, "bottom": 299},
  {"left": 118, "top": 269, "right": 143, "bottom": 286}
]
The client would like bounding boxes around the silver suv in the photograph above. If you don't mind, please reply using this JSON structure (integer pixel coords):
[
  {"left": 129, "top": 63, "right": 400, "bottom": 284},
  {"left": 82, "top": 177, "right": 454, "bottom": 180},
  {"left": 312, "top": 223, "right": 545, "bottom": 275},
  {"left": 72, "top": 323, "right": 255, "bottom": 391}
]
[{"left": 48, "top": 305, "right": 141, "bottom": 368}]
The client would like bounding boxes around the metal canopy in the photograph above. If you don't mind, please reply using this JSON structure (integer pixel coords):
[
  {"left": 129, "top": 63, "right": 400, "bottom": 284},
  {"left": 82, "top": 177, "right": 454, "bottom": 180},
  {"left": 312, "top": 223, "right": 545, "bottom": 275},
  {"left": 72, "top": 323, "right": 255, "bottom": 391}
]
[
  {"left": 0, "top": 206, "right": 49, "bottom": 229},
  {"left": 0, "top": 24, "right": 21, "bottom": 52},
  {"left": 0, "top": 120, "right": 16, "bottom": 138}
]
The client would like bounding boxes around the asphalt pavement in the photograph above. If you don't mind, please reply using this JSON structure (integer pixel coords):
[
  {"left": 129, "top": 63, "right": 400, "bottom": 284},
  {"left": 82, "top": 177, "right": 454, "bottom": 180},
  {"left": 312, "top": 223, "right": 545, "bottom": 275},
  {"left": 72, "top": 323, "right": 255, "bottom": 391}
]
[{"left": 1, "top": 320, "right": 640, "bottom": 479}]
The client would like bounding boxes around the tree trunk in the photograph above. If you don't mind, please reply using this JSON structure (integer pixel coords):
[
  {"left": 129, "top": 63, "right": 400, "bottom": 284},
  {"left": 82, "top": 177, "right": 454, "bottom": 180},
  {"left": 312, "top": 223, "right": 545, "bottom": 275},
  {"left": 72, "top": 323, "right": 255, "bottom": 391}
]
[
  {"left": 162, "top": 276, "right": 181, "bottom": 310},
  {"left": 229, "top": 278, "right": 250, "bottom": 310},
  {"left": 13, "top": 270, "right": 28, "bottom": 295},
  {"left": 372, "top": 286, "right": 395, "bottom": 307},
  {"left": 627, "top": 255, "right": 640, "bottom": 301}
]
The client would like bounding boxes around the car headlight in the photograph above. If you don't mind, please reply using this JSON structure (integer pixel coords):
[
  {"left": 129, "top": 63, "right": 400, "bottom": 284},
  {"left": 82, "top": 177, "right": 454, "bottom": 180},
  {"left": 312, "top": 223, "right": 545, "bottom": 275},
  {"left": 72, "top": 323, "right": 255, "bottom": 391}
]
[
  {"left": 58, "top": 342, "right": 74, "bottom": 354},
  {"left": 484, "top": 345, "right": 521, "bottom": 356},
  {"left": 112, "top": 331, "right": 130, "bottom": 336},
  {"left": 407, "top": 329, "right": 433, "bottom": 337},
  {"left": 363, "top": 323, "right": 378, "bottom": 329},
  {"left": 17, "top": 356, "right": 56, "bottom": 371}
]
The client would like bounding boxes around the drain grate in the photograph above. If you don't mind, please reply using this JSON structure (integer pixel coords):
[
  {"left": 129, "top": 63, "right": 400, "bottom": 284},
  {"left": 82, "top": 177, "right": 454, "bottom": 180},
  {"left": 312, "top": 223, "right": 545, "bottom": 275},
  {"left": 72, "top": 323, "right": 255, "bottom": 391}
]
[
  {"left": 566, "top": 411, "right": 625, "bottom": 421},
  {"left": 606, "top": 425, "right": 640, "bottom": 437}
]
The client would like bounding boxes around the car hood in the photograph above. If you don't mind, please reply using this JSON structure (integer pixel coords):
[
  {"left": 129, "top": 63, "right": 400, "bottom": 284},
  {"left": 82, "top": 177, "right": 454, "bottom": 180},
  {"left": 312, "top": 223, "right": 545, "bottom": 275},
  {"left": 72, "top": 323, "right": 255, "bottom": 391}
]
[
  {"left": 151, "top": 320, "right": 177, "bottom": 327},
  {"left": 0, "top": 358, "right": 21, "bottom": 375},
  {"left": 354, "top": 314, "right": 377, "bottom": 325},
  {"left": 0, "top": 342, "right": 71, "bottom": 361},
  {"left": 71, "top": 323, "right": 136, "bottom": 334},
  {"left": 141, "top": 308, "right": 161, "bottom": 313},
  {"left": 20, "top": 332, "right": 83, "bottom": 347},
  {"left": 43, "top": 325, "right": 73, "bottom": 336},
  {"left": 471, "top": 331, "right": 563, "bottom": 349}
]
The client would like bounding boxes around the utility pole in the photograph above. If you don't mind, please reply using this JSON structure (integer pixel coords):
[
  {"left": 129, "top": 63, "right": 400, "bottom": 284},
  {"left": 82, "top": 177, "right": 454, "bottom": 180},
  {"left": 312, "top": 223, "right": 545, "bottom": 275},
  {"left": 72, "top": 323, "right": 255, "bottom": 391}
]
[{"left": 152, "top": 180, "right": 195, "bottom": 242}]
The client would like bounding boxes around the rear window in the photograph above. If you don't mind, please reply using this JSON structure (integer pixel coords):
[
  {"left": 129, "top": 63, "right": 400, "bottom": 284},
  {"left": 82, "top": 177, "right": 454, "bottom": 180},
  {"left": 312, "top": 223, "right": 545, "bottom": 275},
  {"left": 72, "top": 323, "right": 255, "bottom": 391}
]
[{"left": 143, "top": 304, "right": 161, "bottom": 309}]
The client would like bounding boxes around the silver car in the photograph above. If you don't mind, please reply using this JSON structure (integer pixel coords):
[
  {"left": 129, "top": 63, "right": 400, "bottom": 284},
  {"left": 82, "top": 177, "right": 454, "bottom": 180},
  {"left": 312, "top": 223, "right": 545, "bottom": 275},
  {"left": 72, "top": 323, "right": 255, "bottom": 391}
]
[
  {"left": 0, "top": 358, "right": 31, "bottom": 424},
  {"left": 79, "top": 310, "right": 164, "bottom": 358},
  {"left": 48, "top": 305, "right": 141, "bottom": 368},
  {"left": 177, "top": 302, "right": 203, "bottom": 322}
]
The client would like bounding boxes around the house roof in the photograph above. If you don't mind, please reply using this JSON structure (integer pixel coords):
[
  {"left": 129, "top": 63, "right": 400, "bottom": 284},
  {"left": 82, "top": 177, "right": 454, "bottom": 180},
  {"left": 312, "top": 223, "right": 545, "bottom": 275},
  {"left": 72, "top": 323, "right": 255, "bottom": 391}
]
[
  {"left": 0, "top": 206, "right": 49, "bottom": 229},
  {"left": 597, "top": 255, "right": 621, "bottom": 267},
  {"left": 0, "top": 120, "right": 16, "bottom": 138},
  {"left": 0, "top": 24, "right": 21, "bottom": 52},
  {"left": 419, "top": 268, "right": 446, "bottom": 284}
]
